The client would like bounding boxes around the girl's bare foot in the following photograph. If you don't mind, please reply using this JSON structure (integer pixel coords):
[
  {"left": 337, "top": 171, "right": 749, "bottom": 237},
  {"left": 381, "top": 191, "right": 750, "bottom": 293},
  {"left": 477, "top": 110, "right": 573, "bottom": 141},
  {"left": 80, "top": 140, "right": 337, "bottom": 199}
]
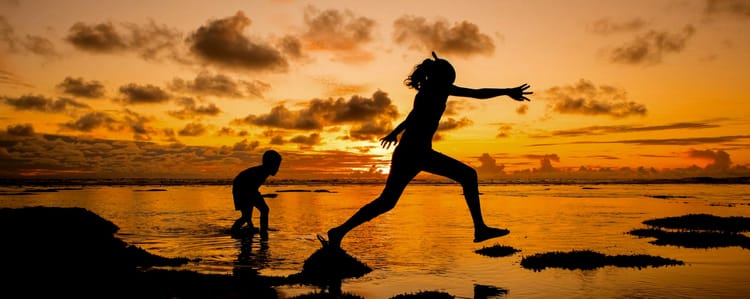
[
  {"left": 474, "top": 227, "right": 510, "bottom": 243},
  {"left": 327, "top": 227, "right": 343, "bottom": 248}
]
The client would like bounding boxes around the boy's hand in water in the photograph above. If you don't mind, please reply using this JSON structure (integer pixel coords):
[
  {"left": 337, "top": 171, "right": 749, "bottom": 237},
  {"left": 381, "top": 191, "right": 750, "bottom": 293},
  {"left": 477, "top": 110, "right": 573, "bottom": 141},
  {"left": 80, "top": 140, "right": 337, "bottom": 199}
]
[
  {"left": 508, "top": 83, "right": 532, "bottom": 102},
  {"left": 380, "top": 133, "right": 398, "bottom": 149}
]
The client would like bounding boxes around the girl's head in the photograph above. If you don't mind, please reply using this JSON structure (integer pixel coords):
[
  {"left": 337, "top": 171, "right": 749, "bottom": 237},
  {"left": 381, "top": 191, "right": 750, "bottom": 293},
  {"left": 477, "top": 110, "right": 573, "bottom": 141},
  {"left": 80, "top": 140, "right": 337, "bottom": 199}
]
[{"left": 404, "top": 52, "right": 456, "bottom": 90}]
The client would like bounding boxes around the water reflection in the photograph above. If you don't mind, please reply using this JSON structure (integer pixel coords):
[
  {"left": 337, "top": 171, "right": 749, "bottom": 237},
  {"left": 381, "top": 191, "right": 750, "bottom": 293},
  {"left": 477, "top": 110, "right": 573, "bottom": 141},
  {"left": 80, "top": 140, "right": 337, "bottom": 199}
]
[{"left": 233, "top": 234, "right": 270, "bottom": 278}]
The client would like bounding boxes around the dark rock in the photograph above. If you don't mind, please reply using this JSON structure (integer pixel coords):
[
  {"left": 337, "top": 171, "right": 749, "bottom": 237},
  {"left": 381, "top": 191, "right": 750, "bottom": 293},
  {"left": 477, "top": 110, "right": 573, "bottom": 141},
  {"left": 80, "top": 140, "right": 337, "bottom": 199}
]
[{"left": 520, "top": 250, "right": 683, "bottom": 271}]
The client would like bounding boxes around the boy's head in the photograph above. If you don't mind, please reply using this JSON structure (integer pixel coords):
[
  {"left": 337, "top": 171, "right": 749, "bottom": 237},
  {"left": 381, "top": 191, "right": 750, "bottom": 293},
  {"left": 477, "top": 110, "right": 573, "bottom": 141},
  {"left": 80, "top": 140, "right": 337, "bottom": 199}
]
[{"left": 262, "top": 150, "right": 282, "bottom": 175}]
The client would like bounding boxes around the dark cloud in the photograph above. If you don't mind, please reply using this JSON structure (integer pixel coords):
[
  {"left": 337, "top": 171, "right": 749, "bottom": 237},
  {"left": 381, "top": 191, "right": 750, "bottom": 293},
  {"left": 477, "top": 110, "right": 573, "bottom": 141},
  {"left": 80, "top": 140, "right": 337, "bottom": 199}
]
[
  {"left": 290, "top": 133, "right": 323, "bottom": 148},
  {"left": 270, "top": 135, "right": 285, "bottom": 145},
  {"left": 56, "top": 76, "right": 106, "bottom": 98},
  {"left": 161, "top": 128, "right": 179, "bottom": 143},
  {"left": 178, "top": 122, "right": 208, "bottom": 136},
  {"left": 476, "top": 153, "right": 505, "bottom": 176},
  {"left": 589, "top": 18, "right": 646, "bottom": 35},
  {"left": 538, "top": 122, "right": 719, "bottom": 138},
  {"left": 544, "top": 79, "right": 647, "bottom": 118},
  {"left": 61, "top": 111, "right": 117, "bottom": 132},
  {"left": 2, "top": 94, "right": 89, "bottom": 112},
  {"left": 6, "top": 123, "right": 34, "bottom": 136},
  {"left": 300, "top": 6, "right": 376, "bottom": 63},
  {"left": 315, "top": 76, "right": 369, "bottom": 97},
  {"left": 0, "top": 131, "right": 392, "bottom": 179},
  {"left": 168, "top": 97, "right": 221, "bottom": 120},
  {"left": 523, "top": 154, "right": 560, "bottom": 162},
  {"left": 585, "top": 155, "right": 620, "bottom": 160},
  {"left": 444, "top": 101, "right": 476, "bottom": 116},
  {"left": 609, "top": 25, "right": 695, "bottom": 65},
  {"left": 277, "top": 35, "right": 304, "bottom": 59},
  {"left": 528, "top": 135, "right": 750, "bottom": 147},
  {"left": 348, "top": 119, "right": 392, "bottom": 141},
  {"left": 515, "top": 104, "right": 528, "bottom": 115},
  {"left": 438, "top": 117, "right": 473, "bottom": 131},
  {"left": 433, "top": 117, "right": 473, "bottom": 141},
  {"left": 122, "top": 109, "right": 156, "bottom": 141},
  {"left": 269, "top": 132, "right": 323, "bottom": 150},
  {"left": 393, "top": 15, "right": 495, "bottom": 57},
  {"left": 122, "top": 20, "right": 183, "bottom": 61},
  {"left": 117, "top": 83, "right": 171, "bottom": 104},
  {"left": 233, "top": 139, "right": 260, "bottom": 152},
  {"left": 60, "top": 109, "right": 158, "bottom": 141},
  {"left": 187, "top": 11, "right": 288, "bottom": 72},
  {"left": 217, "top": 127, "right": 247, "bottom": 137},
  {"left": 0, "top": 16, "right": 13, "bottom": 51},
  {"left": 704, "top": 0, "right": 750, "bottom": 19},
  {"left": 687, "top": 149, "right": 732, "bottom": 170},
  {"left": 21, "top": 34, "right": 58, "bottom": 57},
  {"left": 65, "top": 22, "right": 128, "bottom": 53},
  {"left": 523, "top": 154, "right": 560, "bottom": 172},
  {"left": 0, "top": 68, "right": 33, "bottom": 88},
  {"left": 65, "top": 20, "right": 183, "bottom": 61},
  {"left": 496, "top": 123, "right": 513, "bottom": 138},
  {"left": 235, "top": 90, "right": 399, "bottom": 140},
  {"left": 169, "top": 72, "right": 269, "bottom": 99},
  {"left": 1, "top": 15, "right": 59, "bottom": 57}
]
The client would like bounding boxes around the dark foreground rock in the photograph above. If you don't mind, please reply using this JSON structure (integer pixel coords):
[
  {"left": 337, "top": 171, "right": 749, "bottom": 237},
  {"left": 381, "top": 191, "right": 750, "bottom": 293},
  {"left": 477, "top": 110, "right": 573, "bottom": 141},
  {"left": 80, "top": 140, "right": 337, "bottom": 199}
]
[{"left": 0, "top": 206, "right": 276, "bottom": 298}]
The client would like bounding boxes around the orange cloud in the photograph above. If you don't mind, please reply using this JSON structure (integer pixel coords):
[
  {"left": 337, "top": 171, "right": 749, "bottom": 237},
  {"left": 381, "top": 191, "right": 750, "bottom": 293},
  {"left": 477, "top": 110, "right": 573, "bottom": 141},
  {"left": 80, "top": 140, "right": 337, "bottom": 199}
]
[
  {"left": 117, "top": 83, "right": 171, "bottom": 105},
  {"left": 300, "top": 6, "right": 376, "bottom": 63},
  {"left": 168, "top": 97, "right": 221, "bottom": 120},
  {"left": 2, "top": 94, "right": 89, "bottom": 113},
  {"left": 393, "top": 15, "right": 495, "bottom": 57},
  {"left": 56, "top": 77, "right": 106, "bottom": 99},
  {"left": 65, "top": 19, "right": 181, "bottom": 61},
  {"left": 609, "top": 25, "right": 696, "bottom": 65},
  {"left": 234, "top": 90, "right": 399, "bottom": 140},
  {"left": 544, "top": 79, "right": 646, "bottom": 118},
  {"left": 187, "top": 11, "right": 288, "bottom": 72},
  {"left": 169, "top": 71, "right": 270, "bottom": 99}
]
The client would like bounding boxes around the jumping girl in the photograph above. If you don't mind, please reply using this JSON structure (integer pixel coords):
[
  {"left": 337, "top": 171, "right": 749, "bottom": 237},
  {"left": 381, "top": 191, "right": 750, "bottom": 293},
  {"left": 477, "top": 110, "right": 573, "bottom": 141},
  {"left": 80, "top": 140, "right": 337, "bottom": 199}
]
[{"left": 325, "top": 52, "right": 532, "bottom": 248}]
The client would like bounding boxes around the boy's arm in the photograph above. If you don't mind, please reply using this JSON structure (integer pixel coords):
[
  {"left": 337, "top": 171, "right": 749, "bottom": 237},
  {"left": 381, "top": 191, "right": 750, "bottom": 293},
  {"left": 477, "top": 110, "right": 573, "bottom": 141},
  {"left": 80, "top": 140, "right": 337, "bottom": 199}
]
[{"left": 450, "top": 84, "right": 532, "bottom": 101}]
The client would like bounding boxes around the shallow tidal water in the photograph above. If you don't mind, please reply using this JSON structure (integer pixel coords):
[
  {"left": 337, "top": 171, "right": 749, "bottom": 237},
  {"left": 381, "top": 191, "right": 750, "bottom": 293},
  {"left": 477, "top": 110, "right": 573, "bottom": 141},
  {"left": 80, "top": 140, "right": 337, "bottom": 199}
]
[{"left": 2, "top": 183, "right": 750, "bottom": 298}]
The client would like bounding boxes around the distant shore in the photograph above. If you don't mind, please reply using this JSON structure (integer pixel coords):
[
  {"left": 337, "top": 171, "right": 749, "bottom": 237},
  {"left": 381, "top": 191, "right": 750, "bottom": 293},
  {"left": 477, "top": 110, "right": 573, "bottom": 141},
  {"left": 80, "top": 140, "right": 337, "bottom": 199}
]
[{"left": 0, "top": 176, "right": 748, "bottom": 187}]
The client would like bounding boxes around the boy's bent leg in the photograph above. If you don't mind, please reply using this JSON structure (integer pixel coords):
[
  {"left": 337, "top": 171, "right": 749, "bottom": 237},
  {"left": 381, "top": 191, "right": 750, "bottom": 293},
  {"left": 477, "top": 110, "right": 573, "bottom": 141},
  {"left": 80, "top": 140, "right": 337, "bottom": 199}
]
[
  {"left": 232, "top": 208, "right": 255, "bottom": 234},
  {"left": 256, "top": 200, "right": 269, "bottom": 240}
]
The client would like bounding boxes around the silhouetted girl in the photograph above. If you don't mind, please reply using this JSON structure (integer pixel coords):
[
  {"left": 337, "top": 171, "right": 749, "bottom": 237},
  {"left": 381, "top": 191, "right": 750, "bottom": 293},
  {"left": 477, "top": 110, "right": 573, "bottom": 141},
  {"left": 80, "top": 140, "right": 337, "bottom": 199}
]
[{"left": 325, "top": 52, "right": 532, "bottom": 248}]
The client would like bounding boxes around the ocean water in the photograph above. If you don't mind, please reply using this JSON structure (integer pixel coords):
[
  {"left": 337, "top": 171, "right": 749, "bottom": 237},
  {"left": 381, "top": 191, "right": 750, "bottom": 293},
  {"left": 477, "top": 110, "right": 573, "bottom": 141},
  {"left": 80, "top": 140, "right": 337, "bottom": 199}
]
[{"left": 1, "top": 182, "right": 750, "bottom": 298}]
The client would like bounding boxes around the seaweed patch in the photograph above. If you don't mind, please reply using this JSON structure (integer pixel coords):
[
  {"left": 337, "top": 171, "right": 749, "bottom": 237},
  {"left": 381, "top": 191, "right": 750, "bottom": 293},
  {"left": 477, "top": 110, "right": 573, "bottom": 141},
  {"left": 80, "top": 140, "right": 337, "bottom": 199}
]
[
  {"left": 474, "top": 244, "right": 521, "bottom": 257},
  {"left": 628, "top": 214, "right": 750, "bottom": 249},
  {"left": 520, "top": 250, "right": 683, "bottom": 271}
]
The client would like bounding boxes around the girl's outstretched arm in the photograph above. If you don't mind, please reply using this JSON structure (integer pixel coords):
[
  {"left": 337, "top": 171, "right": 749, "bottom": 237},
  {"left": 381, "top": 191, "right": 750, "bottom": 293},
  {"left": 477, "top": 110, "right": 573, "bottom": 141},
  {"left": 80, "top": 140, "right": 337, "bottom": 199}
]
[
  {"left": 380, "top": 111, "right": 413, "bottom": 149},
  {"left": 450, "top": 83, "right": 532, "bottom": 101}
]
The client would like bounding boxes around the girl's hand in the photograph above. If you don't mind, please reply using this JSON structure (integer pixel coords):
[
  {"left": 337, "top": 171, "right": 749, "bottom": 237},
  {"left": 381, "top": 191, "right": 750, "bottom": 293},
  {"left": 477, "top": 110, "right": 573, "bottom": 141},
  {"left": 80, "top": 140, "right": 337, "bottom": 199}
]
[
  {"left": 380, "top": 133, "right": 398, "bottom": 149},
  {"left": 508, "top": 83, "right": 532, "bottom": 102}
]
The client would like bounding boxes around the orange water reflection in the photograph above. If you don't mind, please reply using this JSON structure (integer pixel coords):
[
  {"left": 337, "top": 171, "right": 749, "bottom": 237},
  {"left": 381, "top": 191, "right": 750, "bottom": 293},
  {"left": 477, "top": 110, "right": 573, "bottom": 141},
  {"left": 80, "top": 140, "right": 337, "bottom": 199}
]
[{"left": 1, "top": 183, "right": 749, "bottom": 298}]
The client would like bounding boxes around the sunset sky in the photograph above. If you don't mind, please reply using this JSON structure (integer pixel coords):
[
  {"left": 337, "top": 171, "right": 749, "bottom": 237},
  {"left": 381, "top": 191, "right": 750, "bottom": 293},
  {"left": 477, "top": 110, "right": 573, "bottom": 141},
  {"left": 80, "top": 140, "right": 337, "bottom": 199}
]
[{"left": 1, "top": 0, "right": 749, "bottom": 180}]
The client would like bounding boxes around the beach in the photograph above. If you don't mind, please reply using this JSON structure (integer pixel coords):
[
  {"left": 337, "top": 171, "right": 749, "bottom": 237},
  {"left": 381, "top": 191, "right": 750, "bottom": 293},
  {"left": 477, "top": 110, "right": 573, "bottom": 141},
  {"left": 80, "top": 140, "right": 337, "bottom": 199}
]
[{"left": 1, "top": 182, "right": 749, "bottom": 298}]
